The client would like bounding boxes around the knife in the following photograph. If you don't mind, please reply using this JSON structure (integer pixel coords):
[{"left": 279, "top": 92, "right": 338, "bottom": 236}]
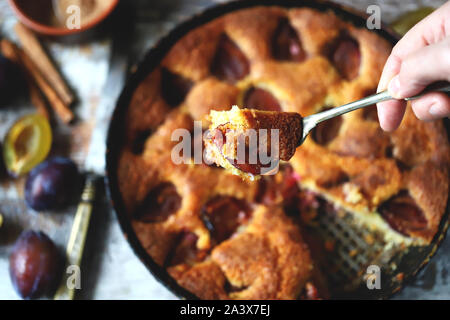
[{"left": 53, "top": 5, "right": 132, "bottom": 300}]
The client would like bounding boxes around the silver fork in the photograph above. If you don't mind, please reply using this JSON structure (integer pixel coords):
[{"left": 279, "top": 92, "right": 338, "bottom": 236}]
[{"left": 300, "top": 81, "right": 450, "bottom": 145}]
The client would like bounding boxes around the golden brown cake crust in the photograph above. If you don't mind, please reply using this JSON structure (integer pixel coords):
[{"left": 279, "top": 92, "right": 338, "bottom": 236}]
[
  {"left": 117, "top": 5, "right": 450, "bottom": 299},
  {"left": 168, "top": 262, "right": 229, "bottom": 300},
  {"left": 210, "top": 107, "right": 303, "bottom": 161}
]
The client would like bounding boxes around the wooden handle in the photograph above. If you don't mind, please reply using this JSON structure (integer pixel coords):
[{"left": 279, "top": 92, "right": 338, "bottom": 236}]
[{"left": 54, "top": 175, "right": 97, "bottom": 300}]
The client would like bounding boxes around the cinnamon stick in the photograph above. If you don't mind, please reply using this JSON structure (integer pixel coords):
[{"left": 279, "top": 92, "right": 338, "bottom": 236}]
[
  {"left": 0, "top": 38, "right": 47, "bottom": 118},
  {"left": 0, "top": 39, "right": 74, "bottom": 123},
  {"left": 27, "top": 78, "right": 50, "bottom": 119},
  {"left": 15, "top": 23, "right": 75, "bottom": 106}
]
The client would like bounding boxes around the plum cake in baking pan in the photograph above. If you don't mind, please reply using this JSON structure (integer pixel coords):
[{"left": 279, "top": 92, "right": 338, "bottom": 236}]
[{"left": 116, "top": 6, "right": 450, "bottom": 299}]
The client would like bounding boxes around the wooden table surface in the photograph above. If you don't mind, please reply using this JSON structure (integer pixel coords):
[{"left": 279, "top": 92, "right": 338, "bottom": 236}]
[{"left": 0, "top": 0, "right": 448, "bottom": 300}]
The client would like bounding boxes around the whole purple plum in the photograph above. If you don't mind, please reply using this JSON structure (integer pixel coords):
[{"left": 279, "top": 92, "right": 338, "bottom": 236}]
[
  {"left": 25, "top": 157, "right": 81, "bottom": 211},
  {"left": 9, "top": 230, "right": 63, "bottom": 299}
]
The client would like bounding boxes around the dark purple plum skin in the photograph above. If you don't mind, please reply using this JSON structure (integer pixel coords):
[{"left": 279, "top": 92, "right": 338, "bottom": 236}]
[
  {"left": 9, "top": 230, "right": 63, "bottom": 299},
  {"left": 25, "top": 157, "right": 81, "bottom": 211}
]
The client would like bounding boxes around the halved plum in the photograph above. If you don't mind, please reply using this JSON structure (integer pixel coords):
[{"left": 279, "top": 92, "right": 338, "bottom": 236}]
[
  {"left": 378, "top": 191, "right": 427, "bottom": 236},
  {"left": 211, "top": 34, "right": 250, "bottom": 83},
  {"left": 243, "top": 87, "right": 281, "bottom": 112},
  {"left": 201, "top": 196, "right": 251, "bottom": 244},
  {"left": 3, "top": 114, "right": 52, "bottom": 177},
  {"left": 272, "top": 18, "right": 306, "bottom": 62},
  {"left": 161, "top": 68, "right": 193, "bottom": 107},
  {"left": 166, "top": 231, "right": 207, "bottom": 267},
  {"left": 325, "top": 35, "right": 361, "bottom": 81},
  {"left": 131, "top": 129, "right": 152, "bottom": 155},
  {"left": 134, "top": 182, "right": 182, "bottom": 223}
]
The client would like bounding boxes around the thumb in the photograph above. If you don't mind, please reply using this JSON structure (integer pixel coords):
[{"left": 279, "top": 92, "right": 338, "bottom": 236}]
[{"left": 388, "top": 38, "right": 450, "bottom": 99}]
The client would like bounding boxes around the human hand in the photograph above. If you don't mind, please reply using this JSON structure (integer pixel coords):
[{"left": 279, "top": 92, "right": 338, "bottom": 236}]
[{"left": 376, "top": 1, "right": 450, "bottom": 131}]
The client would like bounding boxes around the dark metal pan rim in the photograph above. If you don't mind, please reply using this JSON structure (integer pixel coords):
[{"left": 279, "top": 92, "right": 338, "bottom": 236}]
[{"left": 105, "top": 0, "right": 450, "bottom": 300}]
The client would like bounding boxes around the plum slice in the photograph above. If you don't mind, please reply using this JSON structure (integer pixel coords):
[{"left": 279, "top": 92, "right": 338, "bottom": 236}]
[
  {"left": 134, "top": 182, "right": 181, "bottom": 223},
  {"left": 378, "top": 191, "right": 427, "bottom": 236},
  {"left": 131, "top": 129, "right": 152, "bottom": 155},
  {"left": 166, "top": 231, "right": 204, "bottom": 267},
  {"left": 243, "top": 87, "right": 281, "bottom": 112},
  {"left": 272, "top": 18, "right": 306, "bottom": 62},
  {"left": 326, "top": 35, "right": 361, "bottom": 81},
  {"left": 230, "top": 160, "right": 263, "bottom": 176},
  {"left": 210, "top": 34, "right": 250, "bottom": 83},
  {"left": 311, "top": 107, "right": 342, "bottom": 145},
  {"left": 211, "top": 124, "right": 274, "bottom": 176},
  {"left": 161, "top": 68, "right": 193, "bottom": 107},
  {"left": 201, "top": 196, "right": 251, "bottom": 244}
]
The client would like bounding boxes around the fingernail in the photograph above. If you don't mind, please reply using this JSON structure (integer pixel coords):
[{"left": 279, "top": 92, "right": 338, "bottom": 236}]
[
  {"left": 388, "top": 75, "right": 401, "bottom": 97},
  {"left": 429, "top": 103, "right": 446, "bottom": 117},
  {"left": 377, "top": 76, "right": 388, "bottom": 92}
]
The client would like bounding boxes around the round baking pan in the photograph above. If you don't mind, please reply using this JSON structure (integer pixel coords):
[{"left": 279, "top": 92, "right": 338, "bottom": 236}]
[{"left": 105, "top": 0, "right": 450, "bottom": 300}]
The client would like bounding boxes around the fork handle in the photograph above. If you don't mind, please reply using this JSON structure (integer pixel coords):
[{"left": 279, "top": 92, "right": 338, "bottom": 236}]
[
  {"left": 404, "top": 81, "right": 450, "bottom": 100},
  {"left": 302, "top": 81, "right": 450, "bottom": 138}
]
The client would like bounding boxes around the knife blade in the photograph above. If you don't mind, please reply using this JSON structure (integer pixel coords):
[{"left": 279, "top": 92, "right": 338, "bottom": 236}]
[{"left": 54, "top": 4, "right": 133, "bottom": 300}]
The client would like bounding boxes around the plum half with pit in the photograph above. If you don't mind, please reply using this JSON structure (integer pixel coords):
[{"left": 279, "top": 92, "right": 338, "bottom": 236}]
[
  {"left": 3, "top": 114, "right": 52, "bottom": 177},
  {"left": 9, "top": 230, "right": 63, "bottom": 299},
  {"left": 25, "top": 157, "right": 81, "bottom": 211}
]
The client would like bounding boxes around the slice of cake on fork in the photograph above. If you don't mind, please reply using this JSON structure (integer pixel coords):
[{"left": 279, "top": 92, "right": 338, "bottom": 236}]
[{"left": 204, "top": 105, "right": 303, "bottom": 180}]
